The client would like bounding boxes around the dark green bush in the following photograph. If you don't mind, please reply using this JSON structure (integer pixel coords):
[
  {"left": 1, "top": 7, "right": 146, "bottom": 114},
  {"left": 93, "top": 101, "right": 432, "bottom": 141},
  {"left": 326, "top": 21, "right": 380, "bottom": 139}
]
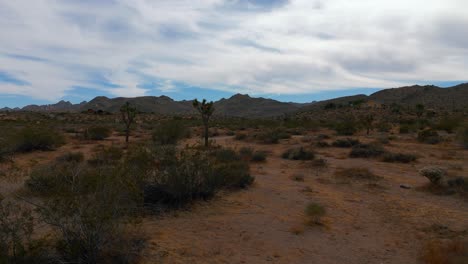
[
  {"left": 457, "top": 123, "right": 468, "bottom": 149},
  {"left": 436, "top": 115, "right": 463, "bottom": 133},
  {"left": 332, "top": 138, "right": 360, "bottom": 148},
  {"left": 255, "top": 128, "right": 290, "bottom": 144},
  {"left": 144, "top": 146, "right": 253, "bottom": 208},
  {"left": 56, "top": 152, "right": 84, "bottom": 163},
  {"left": 251, "top": 151, "right": 267, "bottom": 162},
  {"left": 334, "top": 120, "right": 358, "bottom": 135},
  {"left": 234, "top": 132, "right": 247, "bottom": 140},
  {"left": 315, "top": 141, "right": 330, "bottom": 148},
  {"left": 87, "top": 146, "right": 123, "bottom": 166},
  {"left": 282, "top": 147, "right": 315, "bottom": 160},
  {"left": 14, "top": 127, "right": 65, "bottom": 152},
  {"left": 152, "top": 120, "right": 189, "bottom": 145},
  {"left": 399, "top": 125, "right": 410, "bottom": 134},
  {"left": 83, "top": 126, "right": 112, "bottom": 140},
  {"left": 382, "top": 152, "right": 417, "bottom": 163},
  {"left": 417, "top": 129, "right": 441, "bottom": 144},
  {"left": 349, "top": 143, "right": 385, "bottom": 158}
]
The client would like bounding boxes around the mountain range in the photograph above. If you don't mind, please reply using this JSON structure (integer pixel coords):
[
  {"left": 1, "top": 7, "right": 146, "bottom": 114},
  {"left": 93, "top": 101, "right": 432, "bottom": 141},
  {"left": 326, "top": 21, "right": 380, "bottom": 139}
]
[{"left": 1, "top": 83, "right": 467, "bottom": 117}]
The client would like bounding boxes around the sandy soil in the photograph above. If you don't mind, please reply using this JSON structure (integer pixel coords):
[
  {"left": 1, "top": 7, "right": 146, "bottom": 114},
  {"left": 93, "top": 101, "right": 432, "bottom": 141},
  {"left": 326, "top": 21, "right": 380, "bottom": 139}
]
[{"left": 1, "top": 131, "right": 467, "bottom": 263}]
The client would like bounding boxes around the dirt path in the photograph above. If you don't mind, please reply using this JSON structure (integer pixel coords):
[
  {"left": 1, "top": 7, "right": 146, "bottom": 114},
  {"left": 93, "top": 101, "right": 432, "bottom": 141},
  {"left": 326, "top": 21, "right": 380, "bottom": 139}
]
[{"left": 140, "top": 136, "right": 468, "bottom": 264}]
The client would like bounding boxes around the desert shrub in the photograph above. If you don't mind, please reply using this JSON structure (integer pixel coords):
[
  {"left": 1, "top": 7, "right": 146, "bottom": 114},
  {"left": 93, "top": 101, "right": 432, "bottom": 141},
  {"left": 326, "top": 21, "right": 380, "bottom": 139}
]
[
  {"left": 376, "top": 121, "right": 392, "bottom": 132},
  {"left": 0, "top": 198, "right": 50, "bottom": 264},
  {"left": 418, "top": 129, "right": 441, "bottom": 144},
  {"left": 83, "top": 126, "right": 112, "bottom": 140},
  {"left": 436, "top": 115, "right": 463, "bottom": 133},
  {"left": 419, "top": 166, "right": 447, "bottom": 185},
  {"left": 291, "top": 173, "right": 305, "bottom": 182},
  {"left": 152, "top": 120, "right": 188, "bottom": 145},
  {"left": 447, "top": 177, "right": 468, "bottom": 194},
  {"left": 87, "top": 146, "right": 123, "bottom": 166},
  {"left": 27, "top": 159, "right": 144, "bottom": 263},
  {"left": 334, "top": 167, "right": 380, "bottom": 181},
  {"left": 315, "top": 141, "right": 330, "bottom": 148},
  {"left": 0, "top": 139, "right": 13, "bottom": 162},
  {"left": 349, "top": 143, "right": 385, "bottom": 158},
  {"left": 226, "top": 130, "right": 235, "bottom": 136},
  {"left": 332, "top": 138, "right": 360, "bottom": 148},
  {"left": 255, "top": 128, "right": 290, "bottom": 144},
  {"left": 304, "top": 202, "right": 326, "bottom": 225},
  {"left": 316, "top": 134, "right": 330, "bottom": 140},
  {"left": 234, "top": 132, "right": 247, "bottom": 141},
  {"left": 399, "top": 124, "right": 410, "bottom": 134},
  {"left": 144, "top": 146, "right": 253, "bottom": 208},
  {"left": 282, "top": 147, "right": 315, "bottom": 160},
  {"left": 457, "top": 123, "right": 468, "bottom": 149},
  {"left": 56, "top": 152, "right": 84, "bottom": 163},
  {"left": 14, "top": 127, "right": 65, "bottom": 152},
  {"left": 334, "top": 120, "right": 358, "bottom": 136},
  {"left": 238, "top": 147, "right": 253, "bottom": 161},
  {"left": 251, "top": 151, "right": 267, "bottom": 162},
  {"left": 382, "top": 152, "right": 417, "bottom": 163}
]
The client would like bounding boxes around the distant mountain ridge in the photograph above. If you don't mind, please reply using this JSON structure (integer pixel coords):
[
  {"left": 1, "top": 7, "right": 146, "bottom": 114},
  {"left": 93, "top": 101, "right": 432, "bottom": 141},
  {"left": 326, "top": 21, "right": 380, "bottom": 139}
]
[{"left": 3, "top": 83, "right": 467, "bottom": 117}]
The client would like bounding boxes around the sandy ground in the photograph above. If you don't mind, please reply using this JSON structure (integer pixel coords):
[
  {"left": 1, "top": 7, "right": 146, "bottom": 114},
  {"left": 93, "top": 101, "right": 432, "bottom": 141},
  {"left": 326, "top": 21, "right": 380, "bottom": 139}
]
[
  {"left": 1, "top": 131, "right": 467, "bottom": 263},
  {"left": 138, "top": 134, "right": 468, "bottom": 264}
]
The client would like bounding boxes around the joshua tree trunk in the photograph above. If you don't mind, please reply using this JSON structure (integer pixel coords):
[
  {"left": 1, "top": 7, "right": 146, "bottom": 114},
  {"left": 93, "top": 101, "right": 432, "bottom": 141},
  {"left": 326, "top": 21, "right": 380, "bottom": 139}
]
[{"left": 203, "top": 119, "right": 209, "bottom": 147}]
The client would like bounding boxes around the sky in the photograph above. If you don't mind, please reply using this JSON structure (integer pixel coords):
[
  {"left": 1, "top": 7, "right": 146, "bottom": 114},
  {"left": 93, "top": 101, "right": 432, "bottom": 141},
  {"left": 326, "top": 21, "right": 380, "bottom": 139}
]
[{"left": 0, "top": 0, "right": 467, "bottom": 108}]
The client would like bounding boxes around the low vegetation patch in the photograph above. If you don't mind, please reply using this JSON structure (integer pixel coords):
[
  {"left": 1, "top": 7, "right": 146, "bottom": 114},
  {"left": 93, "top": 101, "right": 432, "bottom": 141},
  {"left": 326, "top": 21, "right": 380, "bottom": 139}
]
[
  {"left": 419, "top": 166, "right": 447, "bottom": 185},
  {"left": 349, "top": 143, "right": 385, "bottom": 158},
  {"left": 335, "top": 167, "right": 381, "bottom": 182},
  {"left": 304, "top": 202, "right": 326, "bottom": 226},
  {"left": 13, "top": 127, "right": 65, "bottom": 152},
  {"left": 251, "top": 151, "right": 267, "bottom": 162},
  {"left": 83, "top": 126, "right": 112, "bottom": 140},
  {"left": 282, "top": 147, "right": 315, "bottom": 160},
  {"left": 382, "top": 152, "right": 417, "bottom": 163},
  {"left": 418, "top": 129, "right": 441, "bottom": 144},
  {"left": 457, "top": 123, "right": 468, "bottom": 149},
  {"left": 152, "top": 120, "right": 189, "bottom": 145},
  {"left": 332, "top": 138, "right": 360, "bottom": 148},
  {"left": 255, "top": 128, "right": 291, "bottom": 144}
]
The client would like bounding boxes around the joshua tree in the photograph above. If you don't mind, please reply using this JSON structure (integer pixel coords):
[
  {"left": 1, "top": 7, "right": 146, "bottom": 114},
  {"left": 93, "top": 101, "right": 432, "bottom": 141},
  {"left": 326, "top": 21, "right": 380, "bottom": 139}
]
[
  {"left": 120, "top": 102, "right": 137, "bottom": 143},
  {"left": 362, "top": 113, "right": 375, "bottom": 135},
  {"left": 193, "top": 99, "right": 215, "bottom": 147}
]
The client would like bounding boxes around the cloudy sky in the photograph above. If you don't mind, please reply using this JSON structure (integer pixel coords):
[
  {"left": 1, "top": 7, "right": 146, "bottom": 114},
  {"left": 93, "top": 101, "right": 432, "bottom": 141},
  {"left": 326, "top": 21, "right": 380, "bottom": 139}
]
[{"left": 0, "top": 0, "right": 467, "bottom": 107}]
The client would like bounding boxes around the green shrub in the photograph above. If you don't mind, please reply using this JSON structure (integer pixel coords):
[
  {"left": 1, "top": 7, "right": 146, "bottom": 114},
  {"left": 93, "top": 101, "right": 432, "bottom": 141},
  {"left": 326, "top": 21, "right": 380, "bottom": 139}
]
[
  {"left": 349, "top": 143, "right": 385, "bottom": 158},
  {"left": 282, "top": 147, "right": 315, "bottom": 160},
  {"left": 152, "top": 120, "right": 188, "bottom": 145},
  {"left": 56, "top": 152, "right": 84, "bottom": 163},
  {"left": 255, "top": 128, "right": 290, "bottom": 144},
  {"left": 332, "top": 138, "right": 360, "bottom": 148},
  {"left": 457, "top": 123, "right": 468, "bottom": 149},
  {"left": 334, "top": 167, "right": 380, "bottom": 181},
  {"left": 83, "top": 126, "right": 112, "bottom": 140},
  {"left": 304, "top": 202, "right": 326, "bottom": 225},
  {"left": 251, "top": 151, "right": 267, "bottom": 162},
  {"left": 27, "top": 158, "right": 144, "bottom": 263},
  {"left": 436, "top": 115, "right": 463, "bottom": 133},
  {"left": 14, "top": 127, "right": 65, "bottom": 152},
  {"left": 399, "top": 125, "right": 410, "bottom": 134},
  {"left": 238, "top": 147, "right": 253, "bottom": 161},
  {"left": 419, "top": 166, "right": 447, "bottom": 185},
  {"left": 417, "top": 129, "right": 441, "bottom": 144},
  {"left": 144, "top": 146, "right": 253, "bottom": 208},
  {"left": 234, "top": 132, "right": 247, "bottom": 141},
  {"left": 334, "top": 120, "right": 358, "bottom": 135},
  {"left": 376, "top": 121, "right": 392, "bottom": 132},
  {"left": 87, "top": 146, "right": 123, "bottom": 166},
  {"left": 0, "top": 199, "right": 50, "bottom": 264},
  {"left": 315, "top": 141, "right": 330, "bottom": 148},
  {"left": 382, "top": 152, "right": 417, "bottom": 163}
]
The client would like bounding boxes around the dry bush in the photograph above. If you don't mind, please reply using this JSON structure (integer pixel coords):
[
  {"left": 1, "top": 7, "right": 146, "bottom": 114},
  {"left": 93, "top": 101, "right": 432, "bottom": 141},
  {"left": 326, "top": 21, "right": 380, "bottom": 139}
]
[
  {"left": 349, "top": 143, "right": 385, "bottom": 158},
  {"left": 83, "top": 126, "right": 112, "bottom": 140},
  {"left": 282, "top": 147, "right": 315, "bottom": 160},
  {"left": 335, "top": 167, "right": 381, "bottom": 182},
  {"left": 304, "top": 202, "right": 326, "bottom": 225},
  {"left": 421, "top": 239, "right": 467, "bottom": 264},
  {"left": 14, "top": 127, "right": 65, "bottom": 152},
  {"left": 290, "top": 173, "right": 305, "bottom": 182},
  {"left": 420, "top": 166, "right": 447, "bottom": 185},
  {"left": 251, "top": 151, "right": 267, "bottom": 162},
  {"left": 418, "top": 129, "right": 441, "bottom": 144},
  {"left": 152, "top": 120, "right": 189, "bottom": 145},
  {"left": 382, "top": 152, "right": 417, "bottom": 163},
  {"left": 332, "top": 138, "right": 360, "bottom": 148}
]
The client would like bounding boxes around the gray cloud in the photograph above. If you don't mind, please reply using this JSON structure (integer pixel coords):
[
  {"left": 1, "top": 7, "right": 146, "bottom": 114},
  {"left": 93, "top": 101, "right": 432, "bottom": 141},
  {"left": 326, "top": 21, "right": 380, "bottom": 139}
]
[{"left": 0, "top": 0, "right": 467, "bottom": 100}]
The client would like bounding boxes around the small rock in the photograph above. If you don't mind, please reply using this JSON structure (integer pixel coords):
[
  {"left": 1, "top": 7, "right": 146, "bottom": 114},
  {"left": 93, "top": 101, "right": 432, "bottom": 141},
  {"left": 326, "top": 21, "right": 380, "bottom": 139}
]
[{"left": 400, "top": 184, "right": 412, "bottom": 189}]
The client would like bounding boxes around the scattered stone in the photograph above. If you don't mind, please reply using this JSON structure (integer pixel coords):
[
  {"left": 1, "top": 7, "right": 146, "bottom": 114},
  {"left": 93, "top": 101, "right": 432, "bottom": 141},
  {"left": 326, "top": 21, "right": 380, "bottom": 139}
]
[{"left": 400, "top": 184, "right": 412, "bottom": 189}]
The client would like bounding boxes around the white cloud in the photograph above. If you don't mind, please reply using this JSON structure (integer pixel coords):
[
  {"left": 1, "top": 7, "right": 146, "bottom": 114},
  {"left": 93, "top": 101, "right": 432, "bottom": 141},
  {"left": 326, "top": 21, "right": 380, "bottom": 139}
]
[{"left": 0, "top": 0, "right": 467, "bottom": 101}]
